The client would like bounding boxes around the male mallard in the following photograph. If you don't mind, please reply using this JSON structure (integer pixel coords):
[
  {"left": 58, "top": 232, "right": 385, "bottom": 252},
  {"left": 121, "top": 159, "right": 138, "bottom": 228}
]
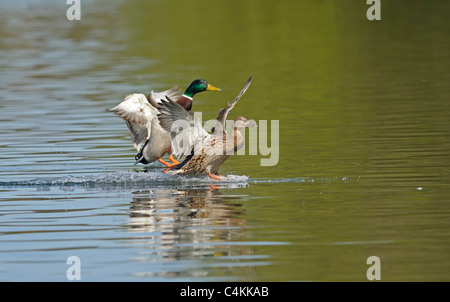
[
  {"left": 109, "top": 79, "right": 221, "bottom": 167},
  {"left": 157, "top": 76, "right": 255, "bottom": 180}
]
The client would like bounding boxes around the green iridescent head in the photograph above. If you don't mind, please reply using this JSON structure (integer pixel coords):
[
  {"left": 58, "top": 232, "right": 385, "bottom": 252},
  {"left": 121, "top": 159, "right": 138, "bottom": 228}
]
[{"left": 183, "top": 79, "right": 221, "bottom": 98}]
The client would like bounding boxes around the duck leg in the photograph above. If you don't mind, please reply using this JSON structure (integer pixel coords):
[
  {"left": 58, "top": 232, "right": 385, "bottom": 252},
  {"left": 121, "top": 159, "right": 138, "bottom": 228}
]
[
  {"left": 159, "top": 155, "right": 180, "bottom": 173},
  {"left": 169, "top": 154, "right": 179, "bottom": 164},
  {"left": 162, "top": 166, "right": 176, "bottom": 173},
  {"left": 208, "top": 172, "right": 226, "bottom": 180},
  {"left": 158, "top": 157, "right": 177, "bottom": 168}
]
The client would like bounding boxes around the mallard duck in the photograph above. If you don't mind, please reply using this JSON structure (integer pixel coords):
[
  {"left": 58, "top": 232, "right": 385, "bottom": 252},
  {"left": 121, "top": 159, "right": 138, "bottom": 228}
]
[
  {"left": 157, "top": 76, "right": 255, "bottom": 180},
  {"left": 109, "top": 79, "right": 221, "bottom": 167}
]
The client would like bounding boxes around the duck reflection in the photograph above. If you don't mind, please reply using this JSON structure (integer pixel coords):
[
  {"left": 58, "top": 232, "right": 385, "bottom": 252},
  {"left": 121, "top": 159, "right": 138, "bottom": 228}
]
[
  {"left": 128, "top": 186, "right": 246, "bottom": 232},
  {"left": 125, "top": 185, "right": 257, "bottom": 279}
]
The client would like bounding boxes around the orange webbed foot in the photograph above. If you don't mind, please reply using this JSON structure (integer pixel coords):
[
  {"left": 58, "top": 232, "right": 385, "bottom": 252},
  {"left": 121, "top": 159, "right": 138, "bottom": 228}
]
[{"left": 208, "top": 172, "right": 227, "bottom": 181}]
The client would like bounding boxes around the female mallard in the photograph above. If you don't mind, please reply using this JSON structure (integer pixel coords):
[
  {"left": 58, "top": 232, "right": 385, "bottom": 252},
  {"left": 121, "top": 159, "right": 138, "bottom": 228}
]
[
  {"left": 157, "top": 76, "right": 255, "bottom": 180},
  {"left": 109, "top": 79, "right": 221, "bottom": 167}
]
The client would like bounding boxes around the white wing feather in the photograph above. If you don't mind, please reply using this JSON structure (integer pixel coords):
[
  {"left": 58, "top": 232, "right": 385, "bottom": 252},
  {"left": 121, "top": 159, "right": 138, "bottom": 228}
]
[
  {"left": 110, "top": 87, "right": 182, "bottom": 151},
  {"left": 148, "top": 87, "right": 182, "bottom": 108},
  {"left": 109, "top": 93, "right": 157, "bottom": 150}
]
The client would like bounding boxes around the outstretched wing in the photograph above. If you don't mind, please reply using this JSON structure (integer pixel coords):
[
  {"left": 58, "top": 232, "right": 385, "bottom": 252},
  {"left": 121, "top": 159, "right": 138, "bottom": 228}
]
[
  {"left": 214, "top": 76, "right": 253, "bottom": 135},
  {"left": 109, "top": 93, "right": 157, "bottom": 150},
  {"left": 157, "top": 96, "right": 209, "bottom": 159},
  {"left": 148, "top": 86, "right": 182, "bottom": 108}
]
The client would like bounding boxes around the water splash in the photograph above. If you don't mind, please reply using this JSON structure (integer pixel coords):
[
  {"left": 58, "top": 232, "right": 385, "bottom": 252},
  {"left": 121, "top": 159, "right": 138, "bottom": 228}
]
[
  {"left": 0, "top": 170, "right": 248, "bottom": 188},
  {"left": 0, "top": 170, "right": 357, "bottom": 189}
]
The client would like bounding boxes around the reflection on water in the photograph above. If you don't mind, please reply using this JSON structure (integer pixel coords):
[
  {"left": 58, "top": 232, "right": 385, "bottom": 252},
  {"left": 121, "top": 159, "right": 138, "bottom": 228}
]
[
  {"left": 0, "top": 0, "right": 449, "bottom": 281},
  {"left": 127, "top": 187, "right": 253, "bottom": 279},
  {"left": 128, "top": 187, "right": 246, "bottom": 232},
  {"left": 0, "top": 180, "right": 276, "bottom": 281}
]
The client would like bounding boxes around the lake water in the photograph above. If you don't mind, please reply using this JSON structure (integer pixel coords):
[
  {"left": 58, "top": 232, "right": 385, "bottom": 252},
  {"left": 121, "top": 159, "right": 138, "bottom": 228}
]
[{"left": 0, "top": 0, "right": 449, "bottom": 281}]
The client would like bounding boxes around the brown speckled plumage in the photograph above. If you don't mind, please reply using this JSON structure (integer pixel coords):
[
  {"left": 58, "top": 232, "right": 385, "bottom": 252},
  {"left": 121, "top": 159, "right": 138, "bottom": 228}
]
[{"left": 173, "top": 128, "right": 244, "bottom": 175}]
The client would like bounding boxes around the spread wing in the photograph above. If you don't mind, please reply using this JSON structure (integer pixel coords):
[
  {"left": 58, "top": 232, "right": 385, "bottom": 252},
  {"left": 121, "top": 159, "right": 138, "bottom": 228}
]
[
  {"left": 110, "top": 87, "right": 182, "bottom": 151},
  {"left": 109, "top": 93, "right": 157, "bottom": 150},
  {"left": 148, "top": 86, "right": 182, "bottom": 108},
  {"left": 157, "top": 96, "right": 209, "bottom": 159},
  {"left": 213, "top": 76, "right": 253, "bottom": 135}
]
